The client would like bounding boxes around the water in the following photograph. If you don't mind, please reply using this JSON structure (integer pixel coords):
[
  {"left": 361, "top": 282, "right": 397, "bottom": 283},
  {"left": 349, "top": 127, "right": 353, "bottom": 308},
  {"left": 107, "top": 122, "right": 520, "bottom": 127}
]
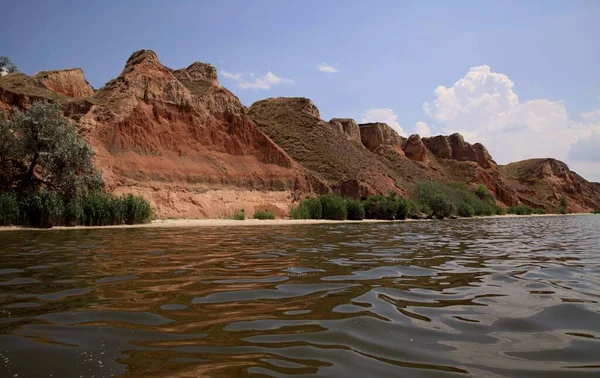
[{"left": 1, "top": 216, "right": 599, "bottom": 377}]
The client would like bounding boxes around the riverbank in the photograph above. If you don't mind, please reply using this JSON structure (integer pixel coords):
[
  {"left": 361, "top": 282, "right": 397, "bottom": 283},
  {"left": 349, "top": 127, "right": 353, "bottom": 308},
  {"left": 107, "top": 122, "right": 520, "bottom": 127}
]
[{"left": 0, "top": 213, "right": 594, "bottom": 232}]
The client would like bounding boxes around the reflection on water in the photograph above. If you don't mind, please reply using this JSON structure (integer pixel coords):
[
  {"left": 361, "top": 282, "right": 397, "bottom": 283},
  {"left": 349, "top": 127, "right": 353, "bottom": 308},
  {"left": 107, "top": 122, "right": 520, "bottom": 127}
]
[{"left": 1, "top": 216, "right": 600, "bottom": 377}]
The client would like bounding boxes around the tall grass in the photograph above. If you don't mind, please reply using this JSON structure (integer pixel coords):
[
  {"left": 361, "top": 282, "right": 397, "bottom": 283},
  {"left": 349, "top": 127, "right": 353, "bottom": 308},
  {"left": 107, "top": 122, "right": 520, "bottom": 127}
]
[
  {"left": 0, "top": 191, "right": 153, "bottom": 228},
  {"left": 254, "top": 209, "right": 275, "bottom": 219},
  {"left": 231, "top": 209, "right": 246, "bottom": 220},
  {"left": 507, "top": 205, "right": 546, "bottom": 215},
  {"left": 415, "top": 182, "right": 503, "bottom": 218},
  {"left": 345, "top": 198, "right": 365, "bottom": 220}
]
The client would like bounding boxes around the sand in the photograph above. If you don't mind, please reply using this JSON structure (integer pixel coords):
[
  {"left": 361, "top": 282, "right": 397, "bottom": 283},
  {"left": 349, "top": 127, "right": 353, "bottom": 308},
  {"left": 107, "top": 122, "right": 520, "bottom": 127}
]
[{"left": 0, "top": 213, "right": 594, "bottom": 232}]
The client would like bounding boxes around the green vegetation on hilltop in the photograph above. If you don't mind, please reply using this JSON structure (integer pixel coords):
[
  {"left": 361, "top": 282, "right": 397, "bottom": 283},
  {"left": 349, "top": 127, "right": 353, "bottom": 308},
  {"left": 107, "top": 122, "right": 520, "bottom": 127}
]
[{"left": 0, "top": 102, "right": 153, "bottom": 228}]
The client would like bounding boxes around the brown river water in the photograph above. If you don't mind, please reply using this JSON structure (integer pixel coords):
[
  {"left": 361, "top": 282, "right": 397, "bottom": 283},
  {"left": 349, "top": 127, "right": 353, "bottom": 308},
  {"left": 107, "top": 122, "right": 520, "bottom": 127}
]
[{"left": 1, "top": 215, "right": 599, "bottom": 377}]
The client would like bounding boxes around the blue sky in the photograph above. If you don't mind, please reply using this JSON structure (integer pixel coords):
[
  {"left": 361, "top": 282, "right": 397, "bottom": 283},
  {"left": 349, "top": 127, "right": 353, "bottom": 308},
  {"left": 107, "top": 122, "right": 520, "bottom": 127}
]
[{"left": 2, "top": 0, "right": 600, "bottom": 180}]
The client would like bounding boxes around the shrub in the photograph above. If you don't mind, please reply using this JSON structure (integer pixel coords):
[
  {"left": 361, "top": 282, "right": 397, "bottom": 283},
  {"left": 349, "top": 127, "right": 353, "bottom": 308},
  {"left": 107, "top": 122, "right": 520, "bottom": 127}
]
[
  {"left": 457, "top": 202, "right": 475, "bottom": 217},
  {"left": 428, "top": 194, "right": 454, "bottom": 218},
  {"left": 19, "top": 191, "right": 64, "bottom": 228},
  {"left": 395, "top": 197, "right": 411, "bottom": 220},
  {"left": 231, "top": 209, "right": 246, "bottom": 220},
  {"left": 345, "top": 198, "right": 365, "bottom": 220},
  {"left": 64, "top": 196, "right": 84, "bottom": 226},
  {"left": 363, "top": 195, "right": 397, "bottom": 220},
  {"left": 557, "top": 206, "right": 568, "bottom": 214},
  {"left": 592, "top": 209, "right": 600, "bottom": 214},
  {"left": 303, "top": 197, "right": 323, "bottom": 219},
  {"left": 122, "top": 194, "right": 152, "bottom": 224},
  {"left": 0, "top": 192, "right": 19, "bottom": 226},
  {"left": 320, "top": 194, "right": 347, "bottom": 220},
  {"left": 82, "top": 192, "right": 113, "bottom": 226},
  {"left": 254, "top": 209, "right": 275, "bottom": 219},
  {"left": 508, "top": 205, "right": 529, "bottom": 215},
  {"left": 415, "top": 182, "right": 505, "bottom": 218},
  {"left": 475, "top": 184, "right": 495, "bottom": 204},
  {"left": 289, "top": 203, "right": 310, "bottom": 219}
]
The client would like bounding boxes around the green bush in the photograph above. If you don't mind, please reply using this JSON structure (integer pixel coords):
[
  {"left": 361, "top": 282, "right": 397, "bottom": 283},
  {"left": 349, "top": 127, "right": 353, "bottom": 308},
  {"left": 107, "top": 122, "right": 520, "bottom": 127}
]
[
  {"left": 592, "top": 209, "right": 600, "bottom": 214},
  {"left": 395, "top": 197, "right": 411, "bottom": 220},
  {"left": 64, "top": 196, "right": 84, "bottom": 226},
  {"left": 345, "top": 198, "right": 365, "bottom": 220},
  {"left": 320, "top": 194, "right": 347, "bottom": 220},
  {"left": 415, "top": 182, "right": 504, "bottom": 218},
  {"left": 19, "top": 191, "right": 64, "bottom": 228},
  {"left": 0, "top": 192, "right": 19, "bottom": 226},
  {"left": 507, "top": 205, "right": 546, "bottom": 215},
  {"left": 457, "top": 202, "right": 475, "bottom": 217},
  {"left": 557, "top": 206, "right": 568, "bottom": 214},
  {"left": 231, "top": 209, "right": 246, "bottom": 220},
  {"left": 289, "top": 203, "right": 310, "bottom": 219},
  {"left": 254, "top": 209, "right": 275, "bottom": 219},
  {"left": 122, "top": 194, "right": 152, "bottom": 224},
  {"left": 363, "top": 195, "right": 397, "bottom": 220}
]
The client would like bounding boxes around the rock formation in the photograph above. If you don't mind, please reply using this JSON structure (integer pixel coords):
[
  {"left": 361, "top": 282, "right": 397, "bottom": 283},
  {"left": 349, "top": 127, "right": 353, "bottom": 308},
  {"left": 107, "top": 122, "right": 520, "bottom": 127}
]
[
  {"left": 329, "top": 118, "right": 361, "bottom": 143},
  {"left": 248, "top": 98, "right": 403, "bottom": 197},
  {"left": 1, "top": 50, "right": 599, "bottom": 215},
  {"left": 359, "top": 122, "right": 405, "bottom": 152},
  {"left": 34, "top": 69, "right": 95, "bottom": 99}
]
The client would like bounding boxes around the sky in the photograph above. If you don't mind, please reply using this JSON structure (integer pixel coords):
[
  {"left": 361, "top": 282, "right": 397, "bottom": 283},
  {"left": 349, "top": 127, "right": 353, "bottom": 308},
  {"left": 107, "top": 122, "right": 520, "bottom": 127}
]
[{"left": 2, "top": 0, "right": 599, "bottom": 181}]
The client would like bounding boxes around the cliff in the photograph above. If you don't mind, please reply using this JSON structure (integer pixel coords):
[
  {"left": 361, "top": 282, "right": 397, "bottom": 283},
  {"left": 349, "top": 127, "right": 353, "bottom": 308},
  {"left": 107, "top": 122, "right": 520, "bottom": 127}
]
[{"left": 1, "top": 50, "right": 598, "bottom": 215}]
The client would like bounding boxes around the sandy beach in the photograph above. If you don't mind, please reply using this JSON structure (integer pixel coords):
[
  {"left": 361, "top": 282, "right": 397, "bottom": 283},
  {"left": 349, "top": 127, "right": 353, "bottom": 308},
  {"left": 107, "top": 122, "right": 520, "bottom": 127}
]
[{"left": 0, "top": 213, "right": 594, "bottom": 232}]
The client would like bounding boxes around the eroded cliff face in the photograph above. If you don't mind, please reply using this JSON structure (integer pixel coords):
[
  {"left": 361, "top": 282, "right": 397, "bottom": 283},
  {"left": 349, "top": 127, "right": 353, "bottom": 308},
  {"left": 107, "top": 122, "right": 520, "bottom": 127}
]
[
  {"left": 422, "top": 133, "right": 495, "bottom": 169},
  {"left": 248, "top": 98, "right": 404, "bottom": 198},
  {"left": 34, "top": 69, "right": 95, "bottom": 99},
  {"left": 329, "top": 118, "right": 361, "bottom": 143},
  {"left": 503, "top": 159, "right": 600, "bottom": 212},
  {"left": 1, "top": 50, "right": 598, "bottom": 215}
]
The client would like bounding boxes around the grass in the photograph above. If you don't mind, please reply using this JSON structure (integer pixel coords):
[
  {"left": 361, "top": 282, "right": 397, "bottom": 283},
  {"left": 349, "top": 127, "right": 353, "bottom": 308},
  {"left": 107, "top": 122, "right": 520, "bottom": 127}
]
[
  {"left": 231, "top": 209, "right": 246, "bottom": 220},
  {"left": 0, "top": 191, "right": 153, "bottom": 228},
  {"left": 345, "top": 198, "right": 365, "bottom": 220},
  {"left": 253, "top": 209, "right": 275, "bottom": 219},
  {"left": 414, "top": 182, "right": 503, "bottom": 218},
  {"left": 507, "top": 205, "right": 546, "bottom": 215}
]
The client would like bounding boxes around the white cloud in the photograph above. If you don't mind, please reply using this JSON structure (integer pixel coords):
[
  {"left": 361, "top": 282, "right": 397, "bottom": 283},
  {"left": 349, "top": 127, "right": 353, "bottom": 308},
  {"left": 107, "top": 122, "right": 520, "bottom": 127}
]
[
  {"left": 317, "top": 63, "right": 339, "bottom": 74},
  {"left": 219, "top": 70, "right": 294, "bottom": 91},
  {"left": 361, "top": 108, "right": 404, "bottom": 135},
  {"left": 423, "top": 65, "right": 600, "bottom": 181},
  {"left": 415, "top": 121, "right": 432, "bottom": 137}
]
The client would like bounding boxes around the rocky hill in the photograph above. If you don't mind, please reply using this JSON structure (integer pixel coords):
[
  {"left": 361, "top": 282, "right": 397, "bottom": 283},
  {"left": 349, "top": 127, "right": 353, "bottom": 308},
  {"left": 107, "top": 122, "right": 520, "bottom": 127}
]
[{"left": 1, "top": 50, "right": 599, "bottom": 215}]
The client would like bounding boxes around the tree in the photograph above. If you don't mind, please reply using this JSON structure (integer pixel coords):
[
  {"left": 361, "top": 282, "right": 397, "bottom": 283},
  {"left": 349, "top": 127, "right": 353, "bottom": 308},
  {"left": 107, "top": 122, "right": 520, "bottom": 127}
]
[
  {"left": 0, "top": 56, "right": 18, "bottom": 74},
  {"left": 0, "top": 102, "right": 102, "bottom": 197}
]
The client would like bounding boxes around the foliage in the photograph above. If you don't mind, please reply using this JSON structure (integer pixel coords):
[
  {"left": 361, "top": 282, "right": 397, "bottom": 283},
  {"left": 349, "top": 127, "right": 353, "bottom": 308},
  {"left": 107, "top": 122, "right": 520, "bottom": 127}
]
[
  {"left": 0, "top": 191, "right": 152, "bottom": 228},
  {"left": 593, "top": 209, "right": 600, "bottom": 214},
  {"left": 395, "top": 197, "right": 411, "bottom": 220},
  {"left": 122, "top": 194, "right": 152, "bottom": 224},
  {"left": 289, "top": 202, "right": 310, "bottom": 219},
  {"left": 0, "top": 56, "right": 18, "bottom": 74},
  {"left": 345, "top": 198, "right": 365, "bottom": 220},
  {"left": 231, "top": 209, "right": 246, "bottom": 220},
  {"left": 414, "top": 182, "right": 503, "bottom": 218},
  {"left": 363, "top": 195, "right": 397, "bottom": 220},
  {"left": 457, "top": 202, "right": 475, "bottom": 218},
  {"left": 558, "top": 196, "right": 568, "bottom": 214},
  {"left": 507, "top": 205, "right": 546, "bottom": 215},
  {"left": 0, "top": 102, "right": 102, "bottom": 196},
  {"left": 253, "top": 209, "right": 275, "bottom": 220},
  {"left": 320, "top": 194, "right": 347, "bottom": 220},
  {"left": 0, "top": 192, "right": 18, "bottom": 226}
]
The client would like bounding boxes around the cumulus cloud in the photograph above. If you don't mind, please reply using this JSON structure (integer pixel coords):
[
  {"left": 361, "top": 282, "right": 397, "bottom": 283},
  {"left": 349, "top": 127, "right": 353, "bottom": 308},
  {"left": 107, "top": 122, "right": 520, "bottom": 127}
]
[
  {"left": 422, "top": 65, "right": 600, "bottom": 181},
  {"left": 220, "top": 70, "right": 294, "bottom": 91},
  {"left": 415, "top": 121, "right": 432, "bottom": 137},
  {"left": 317, "top": 63, "right": 339, "bottom": 74},
  {"left": 361, "top": 108, "right": 404, "bottom": 135}
]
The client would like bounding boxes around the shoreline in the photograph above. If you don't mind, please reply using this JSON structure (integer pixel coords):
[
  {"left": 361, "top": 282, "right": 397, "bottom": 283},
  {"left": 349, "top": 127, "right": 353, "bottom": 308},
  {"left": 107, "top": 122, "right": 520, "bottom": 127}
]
[{"left": 0, "top": 213, "right": 594, "bottom": 232}]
